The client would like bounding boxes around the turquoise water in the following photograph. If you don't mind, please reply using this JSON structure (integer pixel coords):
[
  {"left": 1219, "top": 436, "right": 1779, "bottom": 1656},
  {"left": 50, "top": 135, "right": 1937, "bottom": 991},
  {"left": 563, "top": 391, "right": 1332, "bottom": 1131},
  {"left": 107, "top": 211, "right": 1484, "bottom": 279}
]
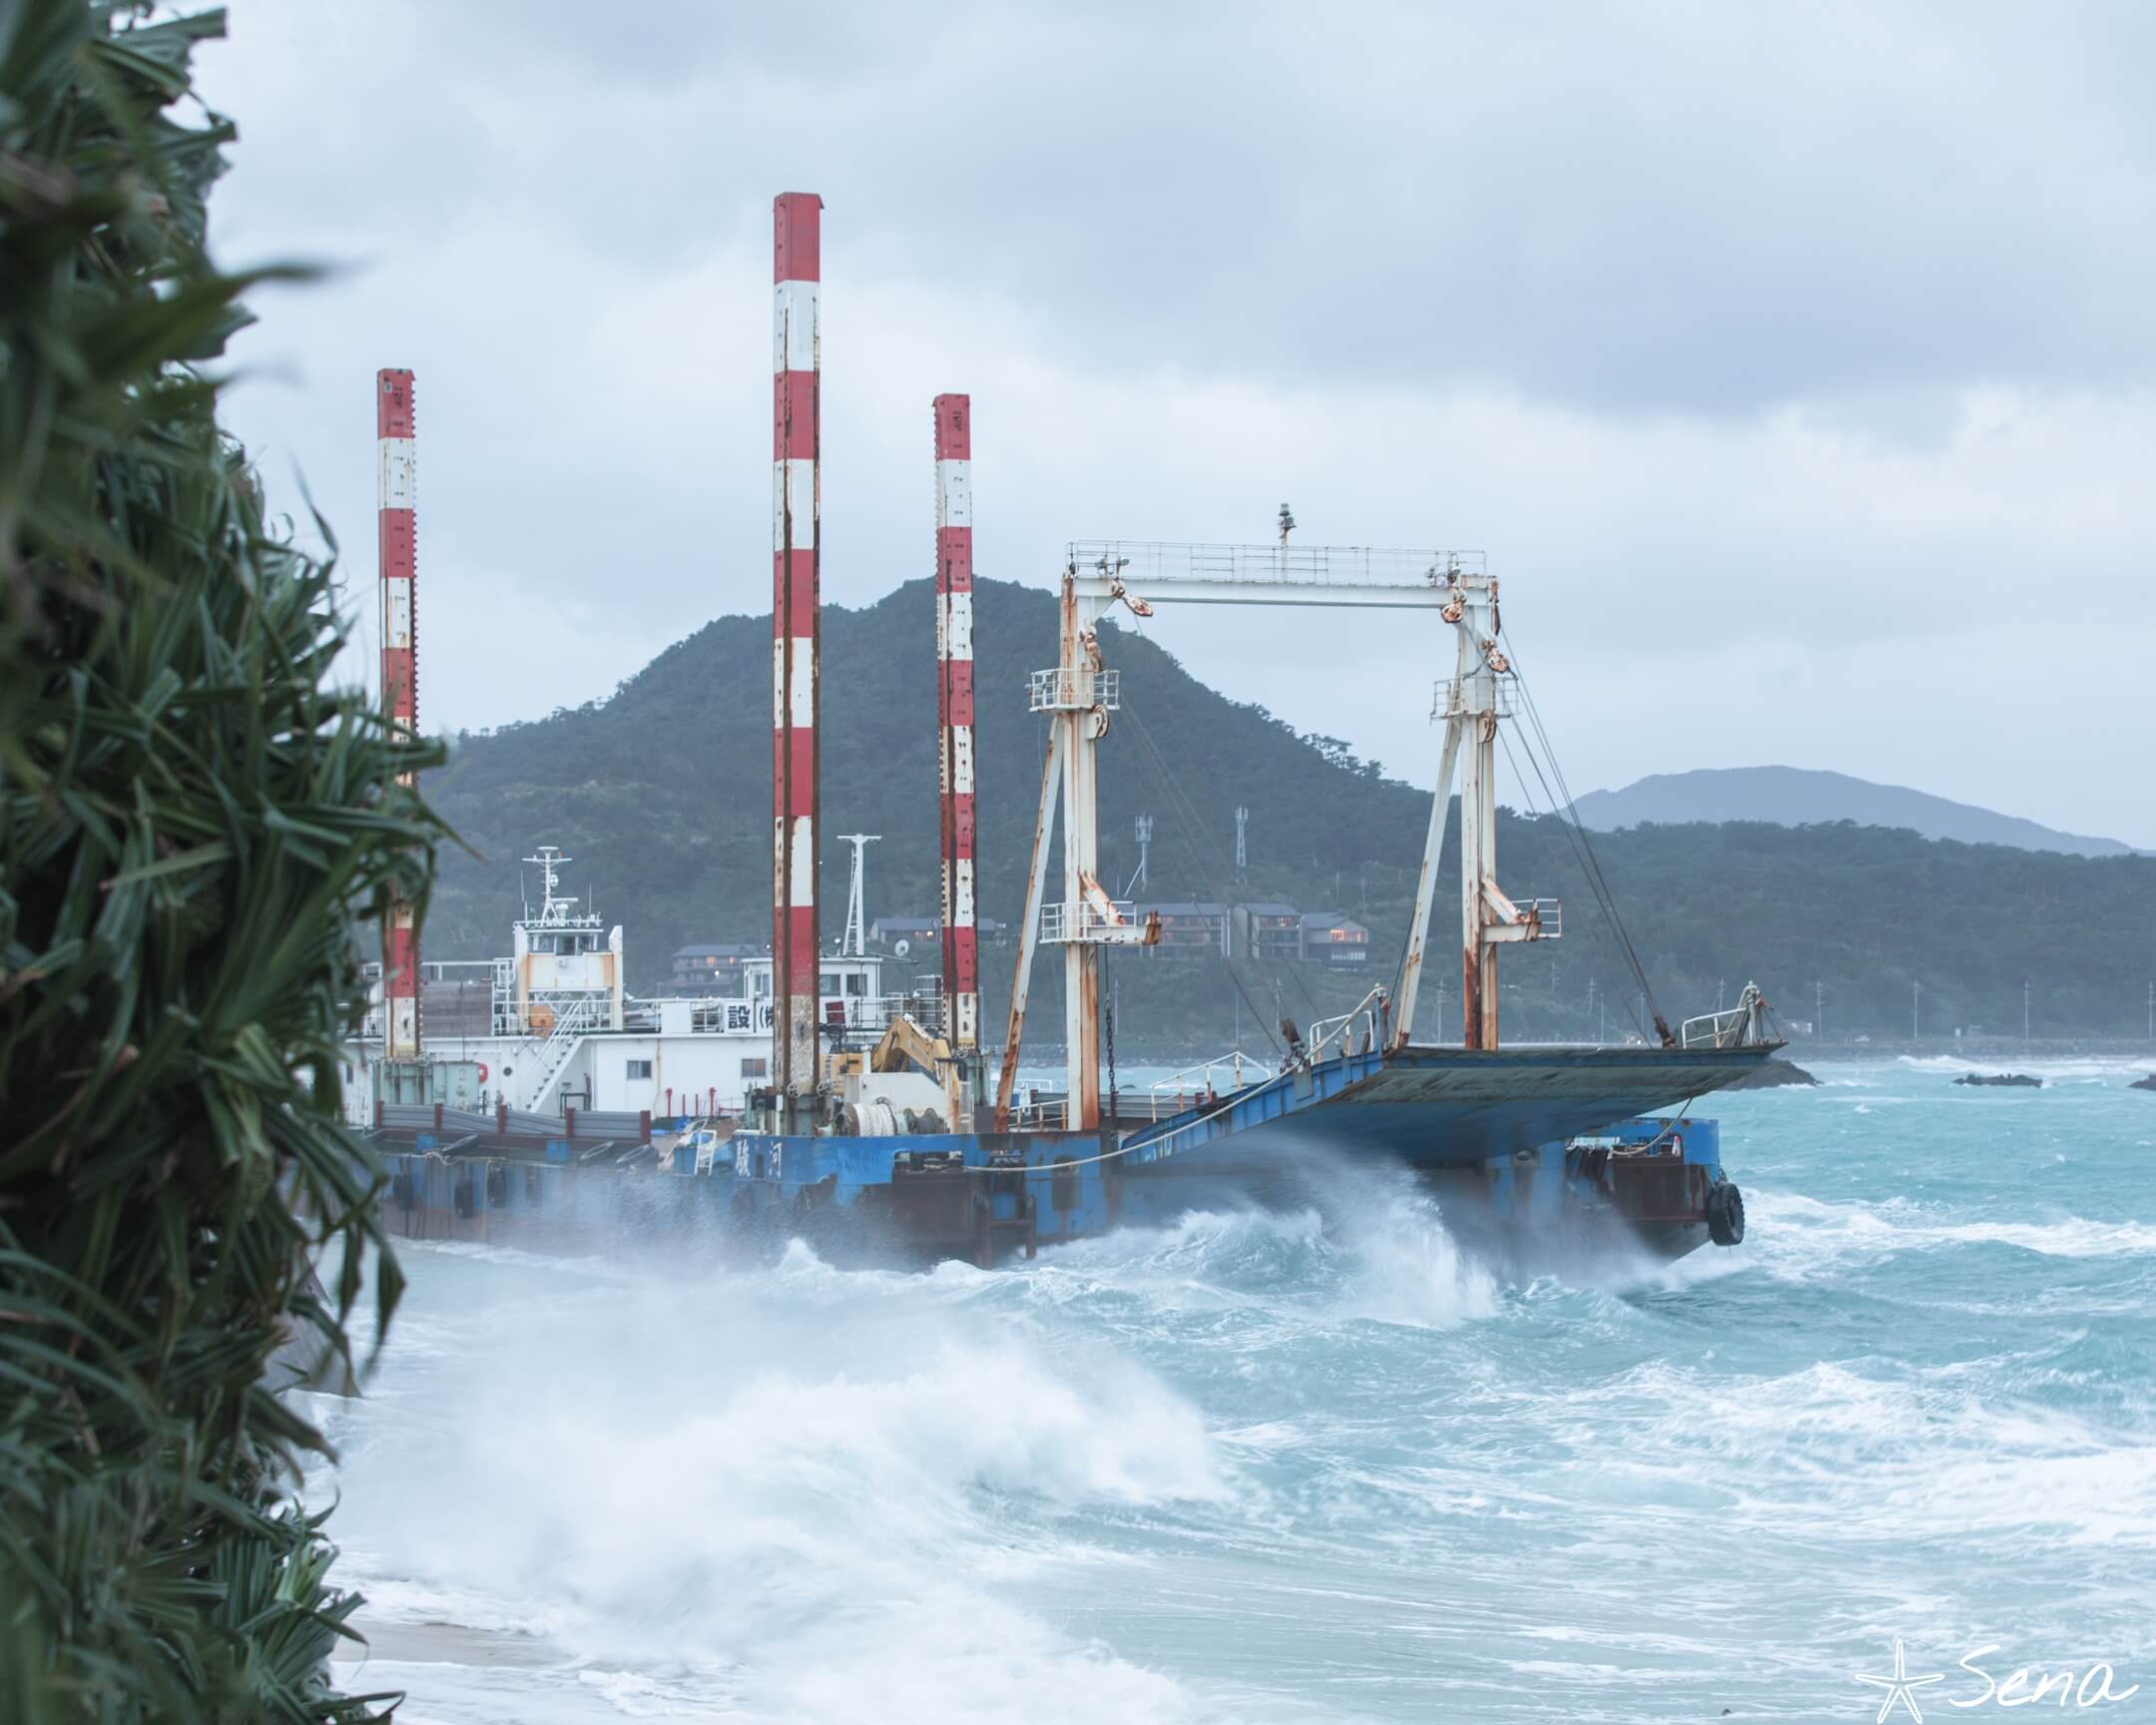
[{"left": 316, "top": 1056, "right": 2156, "bottom": 1722}]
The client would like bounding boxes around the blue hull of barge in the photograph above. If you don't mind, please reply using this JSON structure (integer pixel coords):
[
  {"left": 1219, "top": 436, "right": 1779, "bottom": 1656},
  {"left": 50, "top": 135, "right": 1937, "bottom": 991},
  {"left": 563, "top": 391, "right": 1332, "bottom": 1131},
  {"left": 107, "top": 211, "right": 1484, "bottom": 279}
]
[
  {"left": 376, "top": 1044, "right": 1766, "bottom": 1264},
  {"left": 713, "top": 1042, "right": 1772, "bottom": 1264}
]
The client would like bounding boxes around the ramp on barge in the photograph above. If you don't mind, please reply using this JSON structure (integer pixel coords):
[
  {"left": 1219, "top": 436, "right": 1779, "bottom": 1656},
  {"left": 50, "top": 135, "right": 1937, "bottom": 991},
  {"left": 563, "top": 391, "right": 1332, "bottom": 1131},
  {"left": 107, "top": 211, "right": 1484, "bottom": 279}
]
[{"left": 1119, "top": 1042, "right": 1781, "bottom": 1173}]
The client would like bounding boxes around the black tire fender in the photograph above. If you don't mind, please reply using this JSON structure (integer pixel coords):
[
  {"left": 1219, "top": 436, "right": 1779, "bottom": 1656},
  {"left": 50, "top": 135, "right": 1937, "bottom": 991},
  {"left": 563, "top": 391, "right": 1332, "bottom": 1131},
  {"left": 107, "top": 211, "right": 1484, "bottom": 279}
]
[{"left": 1707, "top": 1179, "right": 1746, "bottom": 1247}]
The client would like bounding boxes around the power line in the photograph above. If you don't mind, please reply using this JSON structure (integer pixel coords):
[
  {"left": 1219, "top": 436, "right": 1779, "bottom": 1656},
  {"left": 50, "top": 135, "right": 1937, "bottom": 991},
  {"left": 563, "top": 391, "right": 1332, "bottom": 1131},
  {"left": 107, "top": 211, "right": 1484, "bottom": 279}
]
[
  {"left": 1490, "top": 649, "right": 1665, "bottom": 1040},
  {"left": 1494, "top": 722, "right": 1651, "bottom": 1041}
]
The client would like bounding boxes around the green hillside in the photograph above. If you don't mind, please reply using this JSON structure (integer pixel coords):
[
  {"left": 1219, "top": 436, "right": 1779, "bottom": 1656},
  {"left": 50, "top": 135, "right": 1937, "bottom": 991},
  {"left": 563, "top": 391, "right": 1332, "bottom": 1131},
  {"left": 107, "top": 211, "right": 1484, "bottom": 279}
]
[{"left": 420, "top": 577, "right": 2156, "bottom": 1052}]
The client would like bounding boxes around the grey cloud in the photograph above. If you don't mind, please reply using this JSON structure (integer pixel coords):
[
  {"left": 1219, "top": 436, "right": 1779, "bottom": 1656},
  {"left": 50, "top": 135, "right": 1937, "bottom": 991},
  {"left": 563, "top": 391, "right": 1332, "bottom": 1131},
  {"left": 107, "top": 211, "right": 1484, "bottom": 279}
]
[
  {"left": 195, "top": 0, "right": 2156, "bottom": 848},
  {"left": 295, "top": 0, "right": 2156, "bottom": 414},
  {"left": 935, "top": 3, "right": 2149, "bottom": 411}
]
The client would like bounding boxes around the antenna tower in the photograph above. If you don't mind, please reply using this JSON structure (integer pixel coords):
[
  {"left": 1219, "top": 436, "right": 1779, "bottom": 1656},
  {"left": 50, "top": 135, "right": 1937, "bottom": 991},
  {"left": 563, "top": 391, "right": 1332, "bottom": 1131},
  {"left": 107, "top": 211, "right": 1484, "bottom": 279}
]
[{"left": 838, "top": 834, "right": 878, "bottom": 959}]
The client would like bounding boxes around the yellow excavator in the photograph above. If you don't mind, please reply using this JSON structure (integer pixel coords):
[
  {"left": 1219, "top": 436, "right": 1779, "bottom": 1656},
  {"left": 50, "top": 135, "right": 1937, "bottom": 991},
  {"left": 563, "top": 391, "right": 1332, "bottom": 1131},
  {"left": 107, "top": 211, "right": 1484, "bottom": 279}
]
[{"left": 824, "top": 1013, "right": 965, "bottom": 1134}]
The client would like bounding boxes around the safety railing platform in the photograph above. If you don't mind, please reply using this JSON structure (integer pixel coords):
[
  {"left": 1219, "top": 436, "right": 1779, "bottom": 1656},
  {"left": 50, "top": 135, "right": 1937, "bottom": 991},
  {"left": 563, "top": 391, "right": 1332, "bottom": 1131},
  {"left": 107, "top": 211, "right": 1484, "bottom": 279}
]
[
  {"left": 1028, "top": 666, "right": 1120, "bottom": 712},
  {"left": 1040, "top": 898, "right": 1148, "bottom": 944},
  {"left": 1070, "top": 541, "right": 1485, "bottom": 591}
]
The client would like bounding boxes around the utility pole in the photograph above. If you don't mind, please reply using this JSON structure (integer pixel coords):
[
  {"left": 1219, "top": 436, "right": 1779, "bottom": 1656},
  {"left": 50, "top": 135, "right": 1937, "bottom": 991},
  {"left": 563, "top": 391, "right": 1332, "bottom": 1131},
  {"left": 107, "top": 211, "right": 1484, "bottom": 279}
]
[
  {"left": 1816, "top": 978, "right": 1824, "bottom": 1041},
  {"left": 2023, "top": 977, "right": 2030, "bottom": 1045},
  {"left": 1912, "top": 979, "right": 1921, "bottom": 1041},
  {"left": 1235, "top": 806, "right": 1249, "bottom": 880}
]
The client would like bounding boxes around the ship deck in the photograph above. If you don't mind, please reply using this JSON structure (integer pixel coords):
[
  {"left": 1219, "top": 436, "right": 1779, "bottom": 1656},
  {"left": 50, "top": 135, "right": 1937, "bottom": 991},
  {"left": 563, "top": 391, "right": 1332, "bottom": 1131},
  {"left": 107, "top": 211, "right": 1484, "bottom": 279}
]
[{"left": 1119, "top": 1041, "right": 1779, "bottom": 1172}]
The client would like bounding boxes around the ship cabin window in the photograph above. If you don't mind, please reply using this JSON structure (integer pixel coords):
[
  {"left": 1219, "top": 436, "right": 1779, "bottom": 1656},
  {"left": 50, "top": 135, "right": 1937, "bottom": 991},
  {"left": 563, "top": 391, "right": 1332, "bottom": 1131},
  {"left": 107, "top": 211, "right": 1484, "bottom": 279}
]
[
  {"left": 625, "top": 1058, "right": 653, "bottom": 1080},
  {"left": 741, "top": 1057, "right": 769, "bottom": 1080}
]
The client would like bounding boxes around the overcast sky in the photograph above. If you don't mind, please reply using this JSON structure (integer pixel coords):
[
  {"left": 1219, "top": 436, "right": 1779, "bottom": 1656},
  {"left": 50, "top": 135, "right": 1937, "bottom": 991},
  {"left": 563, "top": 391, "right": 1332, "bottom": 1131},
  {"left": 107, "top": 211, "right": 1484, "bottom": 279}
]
[{"left": 200, "top": 2, "right": 2156, "bottom": 847}]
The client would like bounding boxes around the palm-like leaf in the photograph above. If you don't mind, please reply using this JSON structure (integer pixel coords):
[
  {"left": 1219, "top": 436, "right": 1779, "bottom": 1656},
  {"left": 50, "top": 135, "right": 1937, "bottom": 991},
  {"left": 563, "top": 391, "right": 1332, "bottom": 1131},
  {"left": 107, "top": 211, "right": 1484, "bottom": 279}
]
[{"left": 2, "top": 5, "right": 439, "bottom": 1718}]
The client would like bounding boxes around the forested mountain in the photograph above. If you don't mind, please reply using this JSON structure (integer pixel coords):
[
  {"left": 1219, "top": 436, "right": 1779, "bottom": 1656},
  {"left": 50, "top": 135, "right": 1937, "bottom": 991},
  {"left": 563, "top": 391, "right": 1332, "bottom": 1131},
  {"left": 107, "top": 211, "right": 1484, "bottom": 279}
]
[
  {"left": 1573, "top": 766, "right": 2140, "bottom": 858},
  {"left": 421, "top": 577, "right": 2156, "bottom": 1050}
]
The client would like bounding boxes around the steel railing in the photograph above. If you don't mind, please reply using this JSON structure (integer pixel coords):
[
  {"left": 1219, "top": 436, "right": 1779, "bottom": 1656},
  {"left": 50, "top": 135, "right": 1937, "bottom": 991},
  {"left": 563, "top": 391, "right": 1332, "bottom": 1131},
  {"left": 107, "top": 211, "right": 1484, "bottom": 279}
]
[
  {"left": 525, "top": 991, "right": 604, "bottom": 1106},
  {"left": 1069, "top": 541, "right": 1486, "bottom": 589},
  {"left": 1515, "top": 896, "right": 1562, "bottom": 938},
  {"left": 1040, "top": 898, "right": 1140, "bottom": 943},
  {"left": 1680, "top": 983, "right": 1767, "bottom": 1049},
  {"left": 1431, "top": 674, "right": 1517, "bottom": 720},
  {"left": 1148, "top": 1050, "right": 1268, "bottom": 1120},
  {"left": 844, "top": 993, "right": 949, "bottom": 1034},
  {"left": 1028, "top": 666, "right": 1120, "bottom": 713},
  {"left": 1306, "top": 985, "right": 1388, "bottom": 1063}
]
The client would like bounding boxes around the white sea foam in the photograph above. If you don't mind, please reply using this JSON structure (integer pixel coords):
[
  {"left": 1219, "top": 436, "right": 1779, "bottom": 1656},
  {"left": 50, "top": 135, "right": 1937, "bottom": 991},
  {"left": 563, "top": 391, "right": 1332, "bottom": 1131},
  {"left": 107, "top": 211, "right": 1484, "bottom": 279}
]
[
  {"left": 325, "top": 1251, "right": 1226, "bottom": 1724},
  {"left": 1590, "top": 1359, "right": 2156, "bottom": 1550},
  {"left": 1027, "top": 1181, "right": 1499, "bottom": 1332},
  {"left": 1746, "top": 1189, "right": 2156, "bottom": 1271},
  {"left": 324, "top": 1061, "right": 2156, "bottom": 1723},
  {"left": 1895, "top": 1052, "right": 2156, "bottom": 1083},
  {"left": 1336, "top": 1189, "right": 1501, "bottom": 1329}
]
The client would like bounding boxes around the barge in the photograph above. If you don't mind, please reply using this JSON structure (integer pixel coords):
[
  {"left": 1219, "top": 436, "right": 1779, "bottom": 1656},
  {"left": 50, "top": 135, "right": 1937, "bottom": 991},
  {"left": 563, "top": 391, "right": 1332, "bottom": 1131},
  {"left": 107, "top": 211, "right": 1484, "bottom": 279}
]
[
  {"left": 363, "top": 190, "right": 1776, "bottom": 1270},
  {"left": 366, "top": 537, "right": 1773, "bottom": 1268}
]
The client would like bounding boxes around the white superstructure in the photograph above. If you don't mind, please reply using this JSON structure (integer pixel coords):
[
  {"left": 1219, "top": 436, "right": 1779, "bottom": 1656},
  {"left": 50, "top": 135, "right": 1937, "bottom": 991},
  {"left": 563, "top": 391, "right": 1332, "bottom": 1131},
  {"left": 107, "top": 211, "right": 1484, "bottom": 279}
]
[{"left": 346, "top": 845, "right": 940, "bottom": 1127}]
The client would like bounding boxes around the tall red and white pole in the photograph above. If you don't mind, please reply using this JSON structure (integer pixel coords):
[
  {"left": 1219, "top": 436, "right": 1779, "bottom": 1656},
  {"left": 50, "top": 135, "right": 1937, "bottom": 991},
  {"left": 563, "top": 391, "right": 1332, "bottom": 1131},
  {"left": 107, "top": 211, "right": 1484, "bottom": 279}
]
[
  {"left": 772, "top": 195, "right": 822, "bottom": 1108},
  {"left": 933, "top": 393, "right": 979, "bottom": 1055},
  {"left": 377, "top": 368, "right": 421, "bottom": 1061}
]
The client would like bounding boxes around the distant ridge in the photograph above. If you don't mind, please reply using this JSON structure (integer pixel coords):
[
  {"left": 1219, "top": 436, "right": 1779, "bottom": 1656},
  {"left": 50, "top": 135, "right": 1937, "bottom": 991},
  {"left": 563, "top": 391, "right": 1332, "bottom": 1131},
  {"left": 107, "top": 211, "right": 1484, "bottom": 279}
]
[
  {"left": 1569, "top": 766, "right": 2138, "bottom": 858},
  {"left": 419, "top": 582, "right": 2156, "bottom": 1038}
]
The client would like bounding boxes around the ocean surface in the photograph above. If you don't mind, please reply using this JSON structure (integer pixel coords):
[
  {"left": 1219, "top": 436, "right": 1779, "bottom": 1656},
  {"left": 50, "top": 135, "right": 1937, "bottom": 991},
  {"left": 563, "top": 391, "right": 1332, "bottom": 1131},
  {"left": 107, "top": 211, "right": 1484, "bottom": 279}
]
[{"left": 310, "top": 1056, "right": 2156, "bottom": 1722}]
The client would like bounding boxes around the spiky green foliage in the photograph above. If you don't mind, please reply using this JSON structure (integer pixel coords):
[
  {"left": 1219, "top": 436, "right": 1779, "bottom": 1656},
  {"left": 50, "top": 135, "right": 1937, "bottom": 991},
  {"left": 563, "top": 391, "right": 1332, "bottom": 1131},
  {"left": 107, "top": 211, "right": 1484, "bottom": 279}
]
[{"left": 1, "top": 4, "right": 437, "bottom": 1717}]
